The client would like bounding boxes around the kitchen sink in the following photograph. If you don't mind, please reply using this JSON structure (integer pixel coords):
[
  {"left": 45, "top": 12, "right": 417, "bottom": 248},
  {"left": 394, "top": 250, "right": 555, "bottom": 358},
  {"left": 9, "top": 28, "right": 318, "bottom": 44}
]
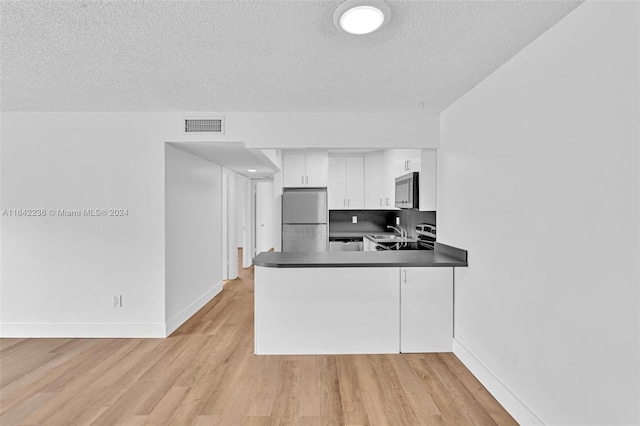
[
  {"left": 375, "top": 241, "right": 424, "bottom": 250},
  {"left": 366, "top": 234, "right": 432, "bottom": 251},
  {"left": 368, "top": 235, "right": 418, "bottom": 243}
]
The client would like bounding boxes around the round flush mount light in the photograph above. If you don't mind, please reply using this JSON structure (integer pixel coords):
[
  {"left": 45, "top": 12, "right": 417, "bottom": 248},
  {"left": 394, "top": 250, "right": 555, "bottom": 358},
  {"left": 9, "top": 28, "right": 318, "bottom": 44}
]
[{"left": 334, "top": 0, "right": 391, "bottom": 35}]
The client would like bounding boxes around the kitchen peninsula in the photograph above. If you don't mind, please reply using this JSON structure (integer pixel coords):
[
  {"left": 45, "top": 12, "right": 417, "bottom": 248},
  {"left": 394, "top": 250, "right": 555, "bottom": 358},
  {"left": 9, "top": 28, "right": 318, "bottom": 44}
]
[{"left": 253, "top": 243, "right": 467, "bottom": 355}]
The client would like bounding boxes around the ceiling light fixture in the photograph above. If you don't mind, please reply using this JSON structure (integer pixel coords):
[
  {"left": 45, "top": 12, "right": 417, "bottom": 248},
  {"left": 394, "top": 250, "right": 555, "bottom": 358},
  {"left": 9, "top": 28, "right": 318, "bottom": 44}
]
[
  {"left": 248, "top": 169, "right": 257, "bottom": 173},
  {"left": 334, "top": 0, "right": 391, "bottom": 35}
]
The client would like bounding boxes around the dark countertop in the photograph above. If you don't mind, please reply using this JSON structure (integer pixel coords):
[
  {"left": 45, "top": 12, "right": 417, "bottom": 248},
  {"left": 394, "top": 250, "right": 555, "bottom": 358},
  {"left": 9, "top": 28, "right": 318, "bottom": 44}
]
[{"left": 253, "top": 249, "right": 468, "bottom": 268}]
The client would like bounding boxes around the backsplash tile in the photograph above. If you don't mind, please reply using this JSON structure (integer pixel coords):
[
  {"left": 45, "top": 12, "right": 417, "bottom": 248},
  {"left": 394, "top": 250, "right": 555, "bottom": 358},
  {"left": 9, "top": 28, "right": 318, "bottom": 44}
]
[{"left": 329, "top": 209, "right": 436, "bottom": 238}]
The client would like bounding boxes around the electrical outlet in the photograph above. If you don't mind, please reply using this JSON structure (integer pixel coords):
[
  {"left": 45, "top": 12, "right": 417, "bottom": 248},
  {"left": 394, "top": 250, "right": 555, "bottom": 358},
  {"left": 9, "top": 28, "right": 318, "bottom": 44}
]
[
  {"left": 396, "top": 216, "right": 400, "bottom": 225},
  {"left": 352, "top": 215, "right": 357, "bottom": 224},
  {"left": 113, "top": 295, "right": 122, "bottom": 308}
]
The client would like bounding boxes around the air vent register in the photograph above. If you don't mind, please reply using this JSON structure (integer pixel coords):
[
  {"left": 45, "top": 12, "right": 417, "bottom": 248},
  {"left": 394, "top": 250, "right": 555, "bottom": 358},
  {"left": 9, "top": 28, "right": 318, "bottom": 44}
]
[{"left": 184, "top": 118, "right": 224, "bottom": 134}]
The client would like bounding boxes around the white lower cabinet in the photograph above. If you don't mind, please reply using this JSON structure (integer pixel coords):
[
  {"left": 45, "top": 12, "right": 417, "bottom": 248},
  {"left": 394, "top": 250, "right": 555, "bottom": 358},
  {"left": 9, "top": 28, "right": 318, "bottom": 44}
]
[
  {"left": 254, "top": 265, "right": 454, "bottom": 355},
  {"left": 400, "top": 267, "right": 453, "bottom": 353},
  {"left": 255, "top": 266, "right": 400, "bottom": 354}
]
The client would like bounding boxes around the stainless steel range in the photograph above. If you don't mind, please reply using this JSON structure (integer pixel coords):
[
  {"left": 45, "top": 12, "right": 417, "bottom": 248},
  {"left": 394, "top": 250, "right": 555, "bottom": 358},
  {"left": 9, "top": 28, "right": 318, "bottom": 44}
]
[{"left": 415, "top": 223, "right": 436, "bottom": 250}]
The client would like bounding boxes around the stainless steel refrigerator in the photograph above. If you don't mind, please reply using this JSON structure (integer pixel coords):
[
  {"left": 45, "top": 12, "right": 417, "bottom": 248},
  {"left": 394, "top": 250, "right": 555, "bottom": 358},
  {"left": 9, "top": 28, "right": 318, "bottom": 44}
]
[{"left": 282, "top": 188, "right": 328, "bottom": 252}]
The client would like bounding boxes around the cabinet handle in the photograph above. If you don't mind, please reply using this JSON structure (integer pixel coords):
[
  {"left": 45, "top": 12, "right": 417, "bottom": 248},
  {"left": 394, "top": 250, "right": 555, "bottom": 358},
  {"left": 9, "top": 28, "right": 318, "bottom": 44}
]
[
  {"left": 403, "top": 270, "right": 407, "bottom": 284},
  {"left": 407, "top": 160, "right": 410, "bottom": 170},
  {"left": 343, "top": 199, "right": 346, "bottom": 207},
  {"left": 379, "top": 198, "right": 382, "bottom": 207},
  {"left": 301, "top": 176, "right": 304, "bottom": 184},
  {"left": 347, "top": 199, "right": 350, "bottom": 207},
  {"left": 306, "top": 176, "right": 308, "bottom": 184}
]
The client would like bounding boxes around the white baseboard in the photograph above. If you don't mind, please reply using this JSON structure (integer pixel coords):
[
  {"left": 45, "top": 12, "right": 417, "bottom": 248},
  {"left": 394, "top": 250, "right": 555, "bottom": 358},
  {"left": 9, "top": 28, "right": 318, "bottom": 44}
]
[
  {"left": 0, "top": 322, "right": 166, "bottom": 338},
  {"left": 453, "top": 339, "right": 544, "bottom": 426},
  {"left": 165, "top": 281, "right": 223, "bottom": 336},
  {"left": 0, "top": 282, "right": 223, "bottom": 339}
]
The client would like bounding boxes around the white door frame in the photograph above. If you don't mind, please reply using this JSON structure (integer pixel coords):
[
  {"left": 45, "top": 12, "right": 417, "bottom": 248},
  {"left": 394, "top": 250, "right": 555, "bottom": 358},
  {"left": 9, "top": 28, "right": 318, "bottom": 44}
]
[
  {"left": 252, "top": 179, "right": 274, "bottom": 257},
  {"left": 222, "top": 170, "right": 239, "bottom": 281},
  {"left": 222, "top": 173, "right": 228, "bottom": 280},
  {"left": 238, "top": 175, "right": 252, "bottom": 268}
]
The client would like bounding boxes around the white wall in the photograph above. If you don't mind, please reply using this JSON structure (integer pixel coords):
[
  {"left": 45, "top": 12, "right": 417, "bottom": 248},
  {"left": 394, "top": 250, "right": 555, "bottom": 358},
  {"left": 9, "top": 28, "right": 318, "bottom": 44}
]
[
  {"left": 439, "top": 2, "right": 639, "bottom": 425},
  {"left": 0, "top": 111, "right": 431, "bottom": 336},
  {"left": 222, "top": 168, "right": 238, "bottom": 280},
  {"left": 165, "top": 144, "right": 223, "bottom": 335},
  {"left": 0, "top": 113, "right": 167, "bottom": 337},
  {"left": 220, "top": 113, "right": 439, "bottom": 149}
]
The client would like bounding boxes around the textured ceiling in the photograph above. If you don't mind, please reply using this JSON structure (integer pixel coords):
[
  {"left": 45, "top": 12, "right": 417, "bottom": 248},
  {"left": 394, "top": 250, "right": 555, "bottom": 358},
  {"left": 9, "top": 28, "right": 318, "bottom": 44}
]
[{"left": 1, "top": 0, "right": 582, "bottom": 113}]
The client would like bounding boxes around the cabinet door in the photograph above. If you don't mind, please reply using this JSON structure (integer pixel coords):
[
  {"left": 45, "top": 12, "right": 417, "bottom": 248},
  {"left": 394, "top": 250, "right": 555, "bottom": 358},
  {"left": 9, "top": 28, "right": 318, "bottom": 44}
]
[
  {"left": 382, "top": 150, "right": 398, "bottom": 208},
  {"left": 391, "top": 149, "right": 422, "bottom": 175},
  {"left": 283, "top": 152, "right": 307, "bottom": 187},
  {"left": 400, "top": 267, "right": 453, "bottom": 353},
  {"left": 419, "top": 150, "right": 437, "bottom": 211},
  {"left": 364, "top": 153, "right": 385, "bottom": 209},
  {"left": 304, "top": 151, "right": 328, "bottom": 187},
  {"left": 405, "top": 149, "right": 422, "bottom": 173},
  {"left": 328, "top": 156, "right": 346, "bottom": 209},
  {"left": 345, "top": 156, "right": 365, "bottom": 209},
  {"left": 385, "top": 149, "right": 405, "bottom": 178}
]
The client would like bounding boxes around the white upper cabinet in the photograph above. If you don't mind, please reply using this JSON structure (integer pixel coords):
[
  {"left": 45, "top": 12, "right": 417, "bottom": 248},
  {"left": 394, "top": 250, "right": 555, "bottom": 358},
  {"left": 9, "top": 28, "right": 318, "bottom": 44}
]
[
  {"left": 283, "top": 150, "right": 328, "bottom": 187},
  {"left": 383, "top": 148, "right": 437, "bottom": 211},
  {"left": 283, "top": 152, "right": 306, "bottom": 187},
  {"left": 328, "top": 155, "right": 364, "bottom": 210},
  {"left": 405, "top": 150, "right": 422, "bottom": 174},
  {"left": 419, "top": 149, "right": 437, "bottom": 211},
  {"left": 281, "top": 148, "right": 434, "bottom": 210},
  {"left": 304, "top": 151, "right": 329, "bottom": 187},
  {"left": 388, "top": 149, "right": 422, "bottom": 177},
  {"left": 345, "top": 156, "right": 365, "bottom": 209},
  {"left": 328, "top": 156, "right": 347, "bottom": 209},
  {"left": 364, "top": 151, "right": 390, "bottom": 209}
]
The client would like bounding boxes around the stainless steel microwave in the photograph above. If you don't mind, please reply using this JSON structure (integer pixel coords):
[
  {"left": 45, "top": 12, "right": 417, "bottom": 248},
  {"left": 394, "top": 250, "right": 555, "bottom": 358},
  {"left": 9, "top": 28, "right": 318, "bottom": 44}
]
[{"left": 395, "top": 172, "right": 419, "bottom": 209}]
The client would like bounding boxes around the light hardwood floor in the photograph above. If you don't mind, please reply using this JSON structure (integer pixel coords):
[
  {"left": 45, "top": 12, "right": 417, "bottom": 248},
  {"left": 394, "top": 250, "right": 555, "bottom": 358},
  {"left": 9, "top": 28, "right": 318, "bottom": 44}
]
[{"left": 1, "top": 252, "right": 516, "bottom": 425}]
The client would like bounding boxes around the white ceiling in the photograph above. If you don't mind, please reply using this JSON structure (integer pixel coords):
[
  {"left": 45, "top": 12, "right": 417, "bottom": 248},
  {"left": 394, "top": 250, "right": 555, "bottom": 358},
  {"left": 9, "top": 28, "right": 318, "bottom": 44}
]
[
  {"left": 1, "top": 0, "right": 582, "bottom": 113},
  {"left": 171, "top": 142, "right": 278, "bottom": 178}
]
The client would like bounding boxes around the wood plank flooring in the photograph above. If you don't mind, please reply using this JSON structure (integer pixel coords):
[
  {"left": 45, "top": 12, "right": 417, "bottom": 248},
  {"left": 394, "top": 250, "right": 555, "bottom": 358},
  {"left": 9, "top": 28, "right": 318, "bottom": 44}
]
[{"left": 1, "top": 252, "right": 517, "bottom": 425}]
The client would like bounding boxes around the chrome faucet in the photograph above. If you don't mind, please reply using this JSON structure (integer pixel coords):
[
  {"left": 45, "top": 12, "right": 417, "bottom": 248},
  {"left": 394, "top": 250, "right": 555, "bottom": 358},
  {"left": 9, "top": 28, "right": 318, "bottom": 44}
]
[{"left": 387, "top": 225, "right": 407, "bottom": 238}]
